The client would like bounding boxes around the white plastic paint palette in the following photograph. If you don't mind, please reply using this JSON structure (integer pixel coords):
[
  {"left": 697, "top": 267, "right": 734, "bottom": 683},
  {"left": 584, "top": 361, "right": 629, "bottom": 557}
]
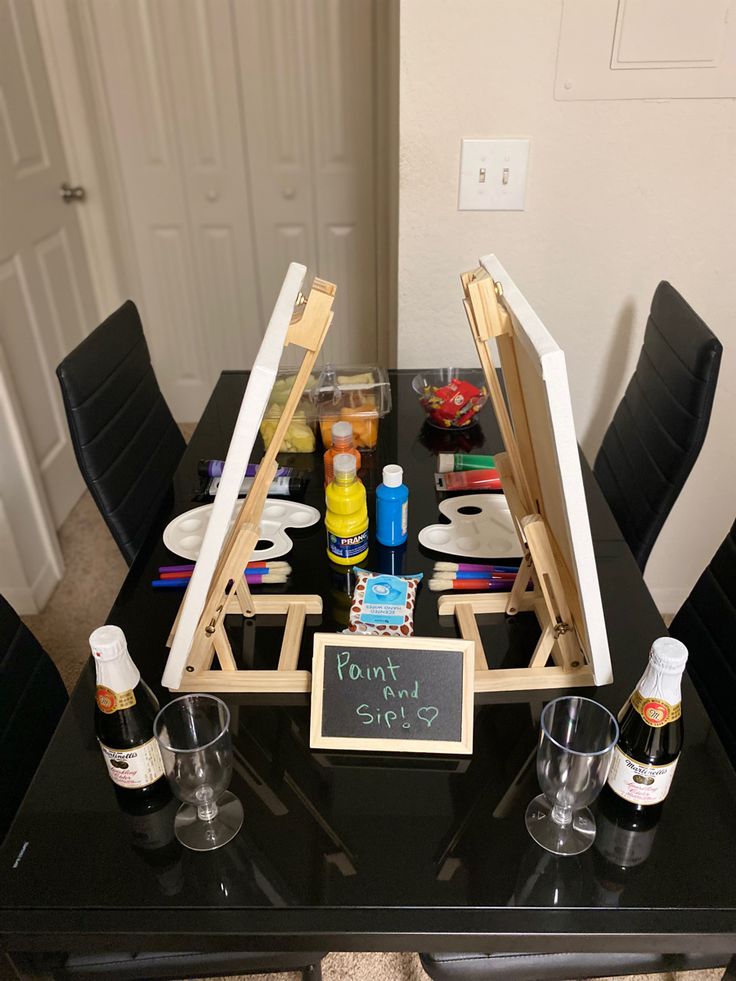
[
  {"left": 163, "top": 499, "right": 320, "bottom": 562},
  {"left": 418, "top": 493, "right": 522, "bottom": 559}
]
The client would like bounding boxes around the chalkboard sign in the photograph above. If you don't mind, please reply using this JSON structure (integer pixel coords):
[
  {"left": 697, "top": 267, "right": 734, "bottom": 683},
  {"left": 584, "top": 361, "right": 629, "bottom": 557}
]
[{"left": 310, "top": 633, "right": 475, "bottom": 754}]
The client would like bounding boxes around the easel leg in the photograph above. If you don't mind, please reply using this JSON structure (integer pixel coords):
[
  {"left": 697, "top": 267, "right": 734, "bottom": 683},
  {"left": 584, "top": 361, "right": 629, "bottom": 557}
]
[
  {"left": 455, "top": 602, "right": 487, "bottom": 671},
  {"left": 278, "top": 602, "right": 307, "bottom": 671}
]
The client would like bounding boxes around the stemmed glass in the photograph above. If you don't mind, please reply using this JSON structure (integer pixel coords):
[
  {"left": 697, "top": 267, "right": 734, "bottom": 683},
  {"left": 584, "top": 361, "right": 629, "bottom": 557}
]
[
  {"left": 525, "top": 696, "right": 618, "bottom": 856},
  {"left": 154, "top": 694, "right": 243, "bottom": 852}
]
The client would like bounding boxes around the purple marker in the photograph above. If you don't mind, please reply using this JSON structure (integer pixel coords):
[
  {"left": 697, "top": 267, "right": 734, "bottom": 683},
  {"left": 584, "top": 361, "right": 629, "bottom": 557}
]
[{"left": 198, "top": 459, "right": 297, "bottom": 479}]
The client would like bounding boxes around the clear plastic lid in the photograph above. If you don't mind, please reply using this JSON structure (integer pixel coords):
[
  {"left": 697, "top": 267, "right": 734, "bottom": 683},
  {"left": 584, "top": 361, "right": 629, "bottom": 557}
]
[
  {"left": 382, "top": 464, "right": 403, "bottom": 488},
  {"left": 90, "top": 625, "right": 127, "bottom": 661},
  {"left": 333, "top": 453, "right": 357, "bottom": 477},
  {"left": 331, "top": 421, "right": 353, "bottom": 442},
  {"left": 649, "top": 636, "right": 688, "bottom": 673},
  {"left": 310, "top": 364, "right": 392, "bottom": 418}
]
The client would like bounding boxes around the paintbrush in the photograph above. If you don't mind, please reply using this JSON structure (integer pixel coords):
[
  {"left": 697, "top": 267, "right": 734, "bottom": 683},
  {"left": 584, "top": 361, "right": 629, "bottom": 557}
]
[
  {"left": 432, "top": 569, "right": 517, "bottom": 581},
  {"left": 428, "top": 578, "right": 515, "bottom": 592},
  {"left": 433, "top": 561, "right": 520, "bottom": 573},
  {"left": 159, "top": 561, "right": 291, "bottom": 575},
  {"left": 153, "top": 572, "right": 289, "bottom": 589}
]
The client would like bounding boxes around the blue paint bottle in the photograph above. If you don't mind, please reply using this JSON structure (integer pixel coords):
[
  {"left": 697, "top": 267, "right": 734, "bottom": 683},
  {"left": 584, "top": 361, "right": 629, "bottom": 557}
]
[{"left": 376, "top": 464, "right": 408, "bottom": 546}]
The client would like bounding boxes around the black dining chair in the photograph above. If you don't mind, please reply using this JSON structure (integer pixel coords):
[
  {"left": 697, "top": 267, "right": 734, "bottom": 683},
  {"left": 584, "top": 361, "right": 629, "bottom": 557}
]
[
  {"left": 0, "top": 593, "right": 324, "bottom": 981},
  {"left": 669, "top": 517, "right": 736, "bottom": 767},
  {"left": 419, "top": 520, "right": 736, "bottom": 981},
  {"left": 56, "top": 301, "right": 186, "bottom": 566},
  {"left": 0, "top": 594, "right": 68, "bottom": 844},
  {"left": 593, "top": 281, "right": 721, "bottom": 571}
]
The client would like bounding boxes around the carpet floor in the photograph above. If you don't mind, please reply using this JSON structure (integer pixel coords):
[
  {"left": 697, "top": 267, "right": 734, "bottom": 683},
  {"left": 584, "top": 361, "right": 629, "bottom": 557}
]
[{"left": 21, "top": 487, "right": 726, "bottom": 981}]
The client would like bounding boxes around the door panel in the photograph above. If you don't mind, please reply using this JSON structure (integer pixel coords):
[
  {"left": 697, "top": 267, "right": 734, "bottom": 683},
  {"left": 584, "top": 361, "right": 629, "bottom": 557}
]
[
  {"left": 234, "top": 0, "right": 377, "bottom": 364},
  {"left": 0, "top": 0, "right": 97, "bottom": 532},
  {"left": 89, "top": 0, "right": 263, "bottom": 420}
]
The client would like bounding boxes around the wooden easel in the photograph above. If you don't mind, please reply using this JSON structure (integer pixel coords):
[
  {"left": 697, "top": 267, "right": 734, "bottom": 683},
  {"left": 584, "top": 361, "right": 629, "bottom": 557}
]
[
  {"left": 437, "top": 265, "right": 598, "bottom": 693},
  {"left": 169, "top": 276, "right": 336, "bottom": 693}
]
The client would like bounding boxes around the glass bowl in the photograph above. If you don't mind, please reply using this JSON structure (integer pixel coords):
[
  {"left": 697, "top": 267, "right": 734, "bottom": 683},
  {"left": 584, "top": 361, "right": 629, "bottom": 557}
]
[{"left": 411, "top": 369, "right": 489, "bottom": 430}]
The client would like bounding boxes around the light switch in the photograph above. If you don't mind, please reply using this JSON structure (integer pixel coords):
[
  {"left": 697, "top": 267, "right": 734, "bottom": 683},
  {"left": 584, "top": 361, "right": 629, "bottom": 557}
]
[{"left": 458, "top": 139, "right": 530, "bottom": 211}]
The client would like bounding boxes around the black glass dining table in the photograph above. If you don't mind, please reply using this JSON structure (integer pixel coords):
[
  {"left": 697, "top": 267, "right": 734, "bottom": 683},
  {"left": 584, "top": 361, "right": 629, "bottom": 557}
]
[{"left": 2, "top": 370, "right": 736, "bottom": 957}]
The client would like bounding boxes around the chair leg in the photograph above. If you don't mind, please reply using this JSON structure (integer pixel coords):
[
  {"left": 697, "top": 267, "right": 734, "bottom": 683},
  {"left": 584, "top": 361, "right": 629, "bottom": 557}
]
[
  {"left": 722, "top": 955, "right": 736, "bottom": 981},
  {"left": 302, "top": 962, "right": 322, "bottom": 981}
]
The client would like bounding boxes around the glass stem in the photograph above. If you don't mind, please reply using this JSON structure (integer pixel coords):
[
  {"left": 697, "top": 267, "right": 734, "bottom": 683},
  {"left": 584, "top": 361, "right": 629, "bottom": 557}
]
[
  {"left": 197, "top": 799, "right": 218, "bottom": 822},
  {"left": 551, "top": 802, "right": 572, "bottom": 827},
  {"left": 195, "top": 784, "right": 218, "bottom": 822}
]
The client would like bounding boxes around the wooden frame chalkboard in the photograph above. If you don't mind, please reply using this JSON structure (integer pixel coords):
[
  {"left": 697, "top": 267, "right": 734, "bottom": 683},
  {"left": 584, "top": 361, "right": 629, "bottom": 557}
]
[{"left": 310, "top": 634, "right": 475, "bottom": 755}]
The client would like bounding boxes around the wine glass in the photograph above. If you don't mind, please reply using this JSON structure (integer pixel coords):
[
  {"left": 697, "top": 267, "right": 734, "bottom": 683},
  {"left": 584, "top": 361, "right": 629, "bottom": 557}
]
[
  {"left": 525, "top": 696, "right": 619, "bottom": 856},
  {"left": 154, "top": 694, "right": 243, "bottom": 851}
]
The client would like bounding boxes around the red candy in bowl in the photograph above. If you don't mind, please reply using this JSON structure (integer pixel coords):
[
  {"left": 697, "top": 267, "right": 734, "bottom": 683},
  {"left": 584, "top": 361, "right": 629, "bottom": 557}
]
[{"left": 412, "top": 369, "right": 488, "bottom": 429}]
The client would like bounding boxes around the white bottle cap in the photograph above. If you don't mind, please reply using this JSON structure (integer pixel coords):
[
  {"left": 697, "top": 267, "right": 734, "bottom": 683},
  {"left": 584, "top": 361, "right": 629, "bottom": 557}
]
[
  {"left": 437, "top": 453, "right": 455, "bottom": 473},
  {"left": 333, "top": 453, "right": 357, "bottom": 477},
  {"left": 90, "top": 625, "right": 127, "bottom": 661},
  {"left": 649, "top": 636, "right": 688, "bottom": 673},
  {"left": 331, "top": 420, "right": 353, "bottom": 441},
  {"left": 382, "top": 464, "right": 403, "bottom": 488}
]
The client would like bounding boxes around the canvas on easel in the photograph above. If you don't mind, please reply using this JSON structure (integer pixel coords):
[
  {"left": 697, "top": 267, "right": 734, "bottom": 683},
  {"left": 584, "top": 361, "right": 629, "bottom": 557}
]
[
  {"left": 438, "top": 254, "right": 612, "bottom": 692},
  {"left": 162, "top": 263, "right": 336, "bottom": 694}
]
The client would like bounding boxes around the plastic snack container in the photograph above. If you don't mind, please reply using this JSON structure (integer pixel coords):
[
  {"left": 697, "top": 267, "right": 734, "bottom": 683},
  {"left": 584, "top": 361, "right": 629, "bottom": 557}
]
[
  {"left": 310, "top": 365, "right": 392, "bottom": 452},
  {"left": 259, "top": 370, "right": 318, "bottom": 453}
]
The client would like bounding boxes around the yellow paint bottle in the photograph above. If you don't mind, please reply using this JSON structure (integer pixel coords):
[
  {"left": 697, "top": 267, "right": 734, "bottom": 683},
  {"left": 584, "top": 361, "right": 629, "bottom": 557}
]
[{"left": 325, "top": 453, "right": 369, "bottom": 566}]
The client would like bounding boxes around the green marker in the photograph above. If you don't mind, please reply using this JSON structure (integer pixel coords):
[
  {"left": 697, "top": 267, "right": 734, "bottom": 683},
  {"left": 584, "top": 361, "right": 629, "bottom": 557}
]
[{"left": 437, "top": 452, "right": 496, "bottom": 473}]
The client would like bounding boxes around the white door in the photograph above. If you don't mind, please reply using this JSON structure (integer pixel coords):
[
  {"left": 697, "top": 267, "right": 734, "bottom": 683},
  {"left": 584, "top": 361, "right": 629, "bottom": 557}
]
[
  {"left": 0, "top": 0, "right": 97, "bottom": 531},
  {"left": 86, "top": 0, "right": 379, "bottom": 421}
]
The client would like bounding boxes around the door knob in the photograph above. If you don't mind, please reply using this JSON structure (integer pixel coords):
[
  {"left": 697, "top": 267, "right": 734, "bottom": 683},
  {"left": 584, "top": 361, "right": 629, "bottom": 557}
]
[{"left": 60, "top": 182, "right": 86, "bottom": 203}]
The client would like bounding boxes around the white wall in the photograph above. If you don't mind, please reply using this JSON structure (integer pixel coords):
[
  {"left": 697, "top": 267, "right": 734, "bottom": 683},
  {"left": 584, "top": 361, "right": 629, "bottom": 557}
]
[{"left": 398, "top": 0, "right": 736, "bottom": 613}]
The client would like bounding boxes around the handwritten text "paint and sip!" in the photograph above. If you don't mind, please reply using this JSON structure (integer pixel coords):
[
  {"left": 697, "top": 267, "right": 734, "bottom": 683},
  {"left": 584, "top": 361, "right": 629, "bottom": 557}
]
[{"left": 335, "top": 651, "right": 438, "bottom": 730}]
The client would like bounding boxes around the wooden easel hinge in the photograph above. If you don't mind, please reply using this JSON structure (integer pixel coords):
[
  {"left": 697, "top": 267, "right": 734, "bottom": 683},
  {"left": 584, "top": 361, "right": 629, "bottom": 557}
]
[{"left": 463, "top": 268, "right": 512, "bottom": 342}]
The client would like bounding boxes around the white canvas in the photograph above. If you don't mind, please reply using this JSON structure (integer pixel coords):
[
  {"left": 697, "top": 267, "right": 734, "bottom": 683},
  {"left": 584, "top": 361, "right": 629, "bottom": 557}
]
[
  {"left": 162, "top": 263, "right": 307, "bottom": 689},
  {"left": 479, "top": 254, "right": 613, "bottom": 686}
]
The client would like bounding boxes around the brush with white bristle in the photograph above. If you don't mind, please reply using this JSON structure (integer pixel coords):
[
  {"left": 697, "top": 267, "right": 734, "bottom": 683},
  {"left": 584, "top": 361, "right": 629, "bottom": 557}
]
[
  {"left": 428, "top": 577, "right": 514, "bottom": 592},
  {"left": 433, "top": 561, "right": 520, "bottom": 573}
]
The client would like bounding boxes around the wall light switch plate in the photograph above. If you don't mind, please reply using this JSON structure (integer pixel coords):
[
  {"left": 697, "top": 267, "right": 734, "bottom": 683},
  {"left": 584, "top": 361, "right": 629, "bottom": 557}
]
[{"left": 458, "top": 138, "right": 530, "bottom": 211}]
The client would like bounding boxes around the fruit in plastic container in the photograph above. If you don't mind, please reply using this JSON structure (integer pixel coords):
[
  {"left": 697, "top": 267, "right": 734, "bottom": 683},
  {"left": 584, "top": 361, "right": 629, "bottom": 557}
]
[
  {"left": 259, "top": 409, "right": 315, "bottom": 452},
  {"left": 320, "top": 398, "right": 379, "bottom": 450}
]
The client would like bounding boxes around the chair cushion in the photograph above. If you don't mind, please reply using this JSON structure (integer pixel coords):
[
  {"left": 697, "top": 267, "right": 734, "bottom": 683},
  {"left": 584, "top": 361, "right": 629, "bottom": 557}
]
[
  {"left": 56, "top": 301, "right": 185, "bottom": 565},
  {"left": 593, "top": 281, "right": 721, "bottom": 570},
  {"left": 419, "top": 950, "right": 728, "bottom": 981}
]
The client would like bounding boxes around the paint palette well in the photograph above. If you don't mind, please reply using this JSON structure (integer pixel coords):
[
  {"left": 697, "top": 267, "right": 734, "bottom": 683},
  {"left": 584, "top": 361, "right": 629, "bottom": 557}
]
[
  {"left": 163, "top": 499, "right": 320, "bottom": 561},
  {"left": 418, "top": 493, "right": 521, "bottom": 559}
]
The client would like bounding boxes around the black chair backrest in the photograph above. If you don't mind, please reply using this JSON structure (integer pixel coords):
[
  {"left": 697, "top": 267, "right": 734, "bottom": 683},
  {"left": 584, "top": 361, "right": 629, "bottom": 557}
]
[
  {"left": 0, "top": 595, "right": 68, "bottom": 842},
  {"left": 593, "top": 282, "right": 721, "bottom": 571},
  {"left": 670, "top": 520, "right": 736, "bottom": 767},
  {"left": 56, "top": 301, "right": 185, "bottom": 565}
]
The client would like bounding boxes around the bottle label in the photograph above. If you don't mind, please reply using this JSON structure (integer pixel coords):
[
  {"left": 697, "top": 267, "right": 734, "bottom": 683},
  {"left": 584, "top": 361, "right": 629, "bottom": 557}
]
[
  {"left": 96, "top": 685, "right": 136, "bottom": 713},
  {"left": 630, "top": 690, "right": 681, "bottom": 728},
  {"left": 327, "top": 528, "right": 368, "bottom": 561},
  {"left": 359, "top": 575, "right": 409, "bottom": 626},
  {"left": 607, "top": 746, "right": 679, "bottom": 805},
  {"left": 99, "top": 736, "right": 165, "bottom": 790}
]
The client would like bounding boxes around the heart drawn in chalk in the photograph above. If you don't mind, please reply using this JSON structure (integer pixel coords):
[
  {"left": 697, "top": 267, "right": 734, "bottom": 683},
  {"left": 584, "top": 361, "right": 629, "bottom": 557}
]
[{"left": 417, "top": 706, "right": 439, "bottom": 728}]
